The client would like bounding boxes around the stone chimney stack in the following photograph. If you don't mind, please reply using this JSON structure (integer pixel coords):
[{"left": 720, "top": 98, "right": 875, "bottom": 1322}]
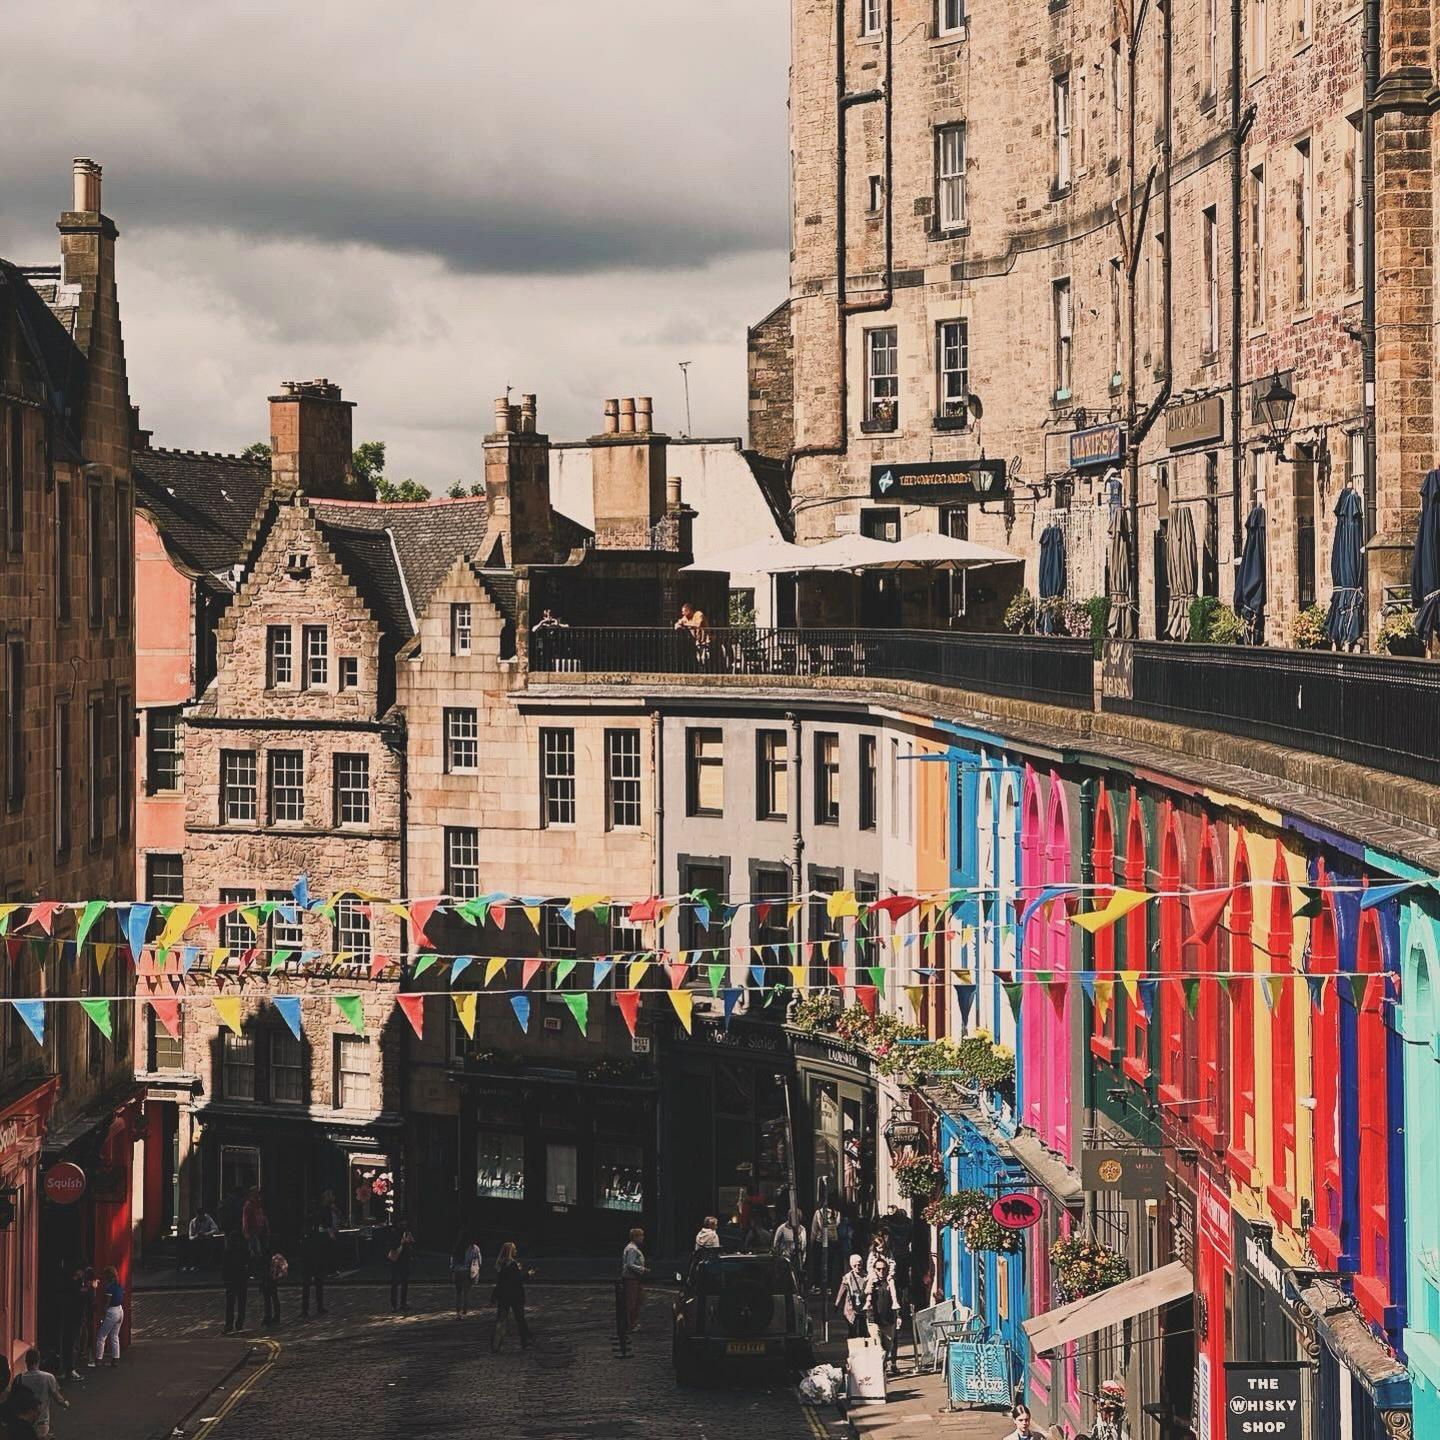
[
  {"left": 268, "top": 379, "right": 358, "bottom": 499},
  {"left": 590, "top": 396, "right": 668, "bottom": 545},
  {"left": 72, "top": 158, "right": 103, "bottom": 213},
  {"left": 483, "top": 390, "right": 553, "bottom": 566}
]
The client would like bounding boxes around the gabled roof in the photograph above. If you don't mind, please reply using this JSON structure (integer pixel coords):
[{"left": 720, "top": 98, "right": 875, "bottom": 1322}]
[
  {"left": 134, "top": 448, "right": 271, "bottom": 584},
  {"left": 0, "top": 260, "right": 87, "bottom": 446},
  {"left": 319, "top": 522, "right": 414, "bottom": 643}
]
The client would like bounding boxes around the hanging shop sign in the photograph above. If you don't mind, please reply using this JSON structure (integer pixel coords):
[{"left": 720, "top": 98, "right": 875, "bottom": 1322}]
[
  {"left": 43, "top": 1162, "right": 86, "bottom": 1206},
  {"left": 1068, "top": 422, "right": 1126, "bottom": 470},
  {"left": 1167, "top": 395, "right": 1226, "bottom": 452},
  {"left": 870, "top": 460, "right": 1008, "bottom": 503},
  {"left": 990, "top": 1191, "right": 1043, "bottom": 1230},
  {"left": 1081, "top": 1147, "right": 1166, "bottom": 1198},
  {"left": 1224, "top": 1363, "right": 1303, "bottom": 1440}
]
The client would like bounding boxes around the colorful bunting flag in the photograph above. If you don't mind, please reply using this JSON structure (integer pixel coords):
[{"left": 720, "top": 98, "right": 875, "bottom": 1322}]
[
  {"left": 627, "top": 959, "right": 650, "bottom": 991},
  {"left": 74, "top": 900, "right": 107, "bottom": 953},
  {"left": 866, "top": 967, "right": 885, "bottom": 996},
  {"left": 555, "top": 959, "right": 577, "bottom": 987},
  {"left": 563, "top": 992, "right": 590, "bottom": 1036},
  {"left": 1003, "top": 981, "right": 1024, "bottom": 1020},
  {"left": 1092, "top": 979, "right": 1114, "bottom": 1024},
  {"left": 1137, "top": 978, "right": 1159, "bottom": 1020},
  {"left": 521, "top": 959, "right": 543, "bottom": 989},
  {"left": 666, "top": 961, "right": 689, "bottom": 990},
  {"left": 453, "top": 991, "right": 478, "bottom": 1039},
  {"left": 904, "top": 985, "right": 923, "bottom": 1017},
  {"left": 273, "top": 996, "right": 303, "bottom": 1042},
  {"left": 788, "top": 965, "right": 807, "bottom": 994},
  {"left": 1071, "top": 888, "right": 1149, "bottom": 933},
  {"left": 79, "top": 998, "right": 112, "bottom": 1040},
  {"left": 269, "top": 949, "right": 295, "bottom": 975},
  {"left": 667, "top": 989, "right": 694, "bottom": 1034},
  {"left": 1183, "top": 888, "right": 1234, "bottom": 947},
  {"left": 213, "top": 995, "right": 244, "bottom": 1035},
  {"left": 1293, "top": 885, "right": 1326, "bottom": 920},
  {"left": 334, "top": 994, "right": 367, "bottom": 1035},
  {"left": 616, "top": 991, "right": 641, "bottom": 1037},
  {"left": 124, "top": 904, "right": 155, "bottom": 963},
  {"left": 510, "top": 995, "right": 530, "bottom": 1033},
  {"left": 149, "top": 997, "right": 181, "bottom": 1040},
  {"left": 484, "top": 957, "right": 507, "bottom": 987},
  {"left": 707, "top": 963, "right": 726, "bottom": 996},
  {"left": 721, "top": 987, "right": 742, "bottom": 1028},
  {"left": 592, "top": 958, "right": 615, "bottom": 989},
  {"left": 855, "top": 984, "right": 878, "bottom": 1017},
  {"left": 1183, "top": 978, "right": 1201, "bottom": 1017},
  {"left": 1361, "top": 882, "right": 1414, "bottom": 911},
  {"left": 828, "top": 965, "right": 847, "bottom": 990},
  {"left": 827, "top": 891, "right": 858, "bottom": 920},
  {"left": 397, "top": 994, "right": 425, "bottom": 1038},
  {"left": 955, "top": 982, "right": 976, "bottom": 1026},
  {"left": 412, "top": 955, "right": 438, "bottom": 980},
  {"left": 749, "top": 964, "right": 767, "bottom": 990}
]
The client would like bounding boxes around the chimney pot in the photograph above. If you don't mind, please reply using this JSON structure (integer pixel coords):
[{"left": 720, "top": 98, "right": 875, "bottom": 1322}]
[
  {"left": 520, "top": 393, "right": 537, "bottom": 434},
  {"left": 618, "top": 398, "right": 636, "bottom": 435},
  {"left": 636, "top": 397, "right": 653, "bottom": 434},
  {"left": 71, "top": 157, "right": 102, "bottom": 213},
  {"left": 603, "top": 399, "right": 619, "bottom": 436},
  {"left": 667, "top": 475, "right": 683, "bottom": 507},
  {"left": 494, "top": 398, "right": 512, "bottom": 435}
]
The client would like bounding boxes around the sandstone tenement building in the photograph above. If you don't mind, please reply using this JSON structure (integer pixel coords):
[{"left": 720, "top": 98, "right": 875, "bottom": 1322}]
[{"left": 757, "top": 0, "right": 1418, "bottom": 643}]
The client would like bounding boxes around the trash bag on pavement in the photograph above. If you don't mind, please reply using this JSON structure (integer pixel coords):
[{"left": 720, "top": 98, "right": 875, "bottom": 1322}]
[{"left": 798, "top": 1364, "right": 845, "bottom": 1405}]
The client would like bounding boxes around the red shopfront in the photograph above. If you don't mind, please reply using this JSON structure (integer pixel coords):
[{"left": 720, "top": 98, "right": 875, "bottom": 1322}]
[
  {"left": 0, "top": 1078, "right": 60, "bottom": 1371},
  {"left": 1193, "top": 1167, "right": 1233, "bottom": 1440}
]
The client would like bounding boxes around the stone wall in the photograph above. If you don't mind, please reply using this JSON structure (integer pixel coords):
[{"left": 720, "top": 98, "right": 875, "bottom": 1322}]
[{"left": 747, "top": 299, "right": 795, "bottom": 460}]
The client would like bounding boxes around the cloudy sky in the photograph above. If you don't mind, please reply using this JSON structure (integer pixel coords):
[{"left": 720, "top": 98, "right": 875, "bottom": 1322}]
[{"left": 4, "top": 2, "right": 790, "bottom": 488}]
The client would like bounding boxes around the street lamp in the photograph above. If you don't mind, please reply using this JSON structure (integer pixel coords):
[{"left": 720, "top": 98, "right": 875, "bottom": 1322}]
[{"left": 1259, "top": 374, "right": 1296, "bottom": 457}]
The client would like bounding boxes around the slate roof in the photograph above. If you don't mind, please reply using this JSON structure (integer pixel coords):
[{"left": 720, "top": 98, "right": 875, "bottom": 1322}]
[
  {"left": 319, "top": 522, "right": 413, "bottom": 643},
  {"left": 0, "top": 260, "right": 87, "bottom": 448},
  {"left": 134, "top": 448, "right": 271, "bottom": 584}
]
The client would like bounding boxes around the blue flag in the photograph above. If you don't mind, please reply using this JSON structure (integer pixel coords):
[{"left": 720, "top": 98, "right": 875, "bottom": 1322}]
[
  {"left": 1019, "top": 886, "right": 1073, "bottom": 935},
  {"left": 1360, "top": 882, "right": 1414, "bottom": 911},
  {"left": 1137, "top": 978, "right": 1159, "bottom": 1020},
  {"left": 180, "top": 946, "right": 198, "bottom": 975},
  {"left": 749, "top": 964, "right": 767, "bottom": 990},
  {"left": 591, "top": 958, "right": 614, "bottom": 989},
  {"left": 11, "top": 1000, "right": 43, "bottom": 1046},
  {"left": 273, "top": 996, "right": 303, "bottom": 1042},
  {"left": 124, "top": 904, "right": 155, "bottom": 964},
  {"left": 451, "top": 956, "right": 474, "bottom": 985},
  {"left": 954, "top": 983, "right": 976, "bottom": 1027},
  {"left": 510, "top": 995, "right": 530, "bottom": 1033},
  {"left": 721, "top": 987, "right": 743, "bottom": 1029},
  {"left": 694, "top": 903, "right": 712, "bottom": 932},
  {"left": 293, "top": 874, "right": 311, "bottom": 910}
]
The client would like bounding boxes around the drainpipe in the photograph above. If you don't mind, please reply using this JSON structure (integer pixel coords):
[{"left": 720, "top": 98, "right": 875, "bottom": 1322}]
[
  {"left": 788, "top": 711, "right": 805, "bottom": 938},
  {"left": 651, "top": 708, "right": 665, "bottom": 902},
  {"left": 1361, "top": 0, "right": 1378, "bottom": 540},
  {"left": 1231, "top": 0, "right": 1255, "bottom": 578}
]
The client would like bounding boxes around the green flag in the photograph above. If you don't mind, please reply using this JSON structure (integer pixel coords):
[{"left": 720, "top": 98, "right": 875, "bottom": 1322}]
[
  {"left": 1004, "top": 981, "right": 1024, "bottom": 1020},
  {"left": 268, "top": 948, "right": 294, "bottom": 974},
  {"left": 1183, "top": 978, "right": 1200, "bottom": 1017},
  {"left": 563, "top": 992, "right": 590, "bottom": 1036},
  {"left": 556, "top": 959, "right": 577, "bottom": 987},
  {"left": 334, "top": 994, "right": 366, "bottom": 1035},
  {"left": 1346, "top": 973, "right": 1368, "bottom": 1009},
  {"left": 1294, "top": 885, "right": 1325, "bottom": 920},
  {"left": 707, "top": 964, "right": 726, "bottom": 996},
  {"left": 79, "top": 998, "right": 112, "bottom": 1040},
  {"left": 413, "top": 954, "right": 438, "bottom": 980},
  {"left": 867, "top": 967, "right": 886, "bottom": 996},
  {"left": 75, "top": 900, "right": 108, "bottom": 953}
]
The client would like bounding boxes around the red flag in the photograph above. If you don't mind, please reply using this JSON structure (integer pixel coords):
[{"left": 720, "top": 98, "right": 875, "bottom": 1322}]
[
  {"left": 754, "top": 902, "right": 772, "bottom": 926},
  {"left": 522, "top": 959, "right": 543, "bottom": 989},
  {"left": 616, "top": 990, "right": 641, "bottom": 1037},
  {"left": 828, "top": 965, "right": 847, "bottom": 989},
  {"left": 628, "top": 897, "right": 660, "bottom": 923},
  {"left": 490, "top": 904, "right": 508, "bottom": 931},
  {"left": 855, "top": 984, "right": 878, "bottom": 1016},
  {"left": 369, "top": 951, "right": 390, "bottom": 979},
  {"left": 237, "top": 947, "right": 259, "bottom": 974},
  {"left": 150, "top": 997, "right": 181, "bottom": 1039},
  {"left": 196, "top": 903, "right": 233, "bottom": 930},
  {"left": 409, "top": 900, "right": 441, "bottom": 950},
  {"left": 666, "top": 961, "right": 689, "bottom": 990},
  {"left": 4, "top": 937, "right": 20, "bottom": 967},
  {"left": 869, "top": 896, "right": 920, "bottom": 923},
  {"left": 26, "top": 902, "right": 61, "bottom": 934},
  {"left": 1184, "top": 887, "right": 1235, "bottom": 947},
  {"left": 396, "top": 994, "right": 425, "bottom": 1038}
]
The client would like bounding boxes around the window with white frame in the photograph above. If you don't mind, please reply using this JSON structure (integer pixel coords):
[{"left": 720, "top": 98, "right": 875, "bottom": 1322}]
[
  {"left": 865, "top": 328, "right": 898, "bottom": 423},
  {"left": 266, "top": 626, "right": 292, "bottom": 688},
  {"left": 814, "top": 732, "right": 841, "bottom": 825},
  {"left": 686, "top": 728, "right": 724, "bottom": 817},
  {"left": 1203, "top": 206, "right": 1220, "bottom": 356},
  {"left": 936, "top": 124, "right": 966, "bottom": 231},
  {"left": 339, "top": 657, "right": 358, "bottom": 690},
  {"left": 445, "top": 708, "right": 479, "bottom": 773},
  {"left": 1109, "top": 42, "right": 1123, "bottom": 158},
  {"left": 605, "top": 728, "right": 642, "bottom": 830},
  {"left": 334, "top": 1035, "right": 372, "bottom": 1110},
  {"left": 1109, "top": 259, "right": 1123, "bottom": 383},
  {"left": 334, "top": 753, "right": 371, "bottom": 827},
  {"left": 1052, "top": 279, "right": 1073, "bottom": 394},
  {"left": 1346, "top": 115, "right": 1363, "bottom": 293},
  {"left": 1251, "top": 0, "right": 1267, "bottom": 72},
  {"left": 147, "top": 707, "right": 182, "bottom": 793},
  {"left": 756, "top": 730, "right": 789, "bottom": 821},
  {"left": 269, "top": 750, "right": 305, "bottom": 825},
  {"left": 222, "top": 749, "right": 258, "bottom": 825},
  {"left": 220, "top": 887, "right": 256, "bottom": 954},
  {"left": 1203, "top": 0, "right": 1218, "bottom": 95},
  {"left": 451, "top": 603, "right": 472, "bottom": 656},
  {"left": 867, "top": 175, "right": 883, "bottom": 212},
  {"left": 222, "top": 1031, "right": 256, "bottom": 1100},
  {"left": 861, "top": 0, "right": 881, "bottom": 35},
  {"left": 1054, "top": 73, "right": 1072, "bottom": 190},
  {"left": 1250, "top": 165, "right": 1267, "bottom": 326},
  {"left": 445, "top": 827, "right": 481, "bottom": 900},
  {"left": 1296, "top": 0, "right": 1311, "bottom": 45},
  {"left": 937, "top": 0, "right": 964, "bottom": 34},
  {"left": 335, "top": 897, "right": 371, "bottom": 962},
  {"left": 540, "top": 728, "right": 576, "bottom": 826},
  {"left": 303, "top": 626, "right": 329, "bottom": 688},
  {"left": 267, "top": 889, "right": 304, "bottom": 951},
  {"left": 270, "top": 1031, "right": 304, "bottom": 1104},
  {"left": 1296, "top": 139, "right": 1313, "bottom": 310},
  {"left": 936, "top": 320, "right": 969, "bottom": 418}
]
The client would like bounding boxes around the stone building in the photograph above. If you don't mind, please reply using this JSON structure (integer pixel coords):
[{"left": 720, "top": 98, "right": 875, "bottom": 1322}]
[
  {"left": 762, "top": 0, "right": 1411, "bottom": 644},
  {"left": 0, "top": 159, "right": 139, "bottom": 1364}
]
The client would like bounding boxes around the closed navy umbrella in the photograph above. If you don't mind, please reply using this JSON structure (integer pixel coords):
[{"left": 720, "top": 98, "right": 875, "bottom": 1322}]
[
  {"left": 1233, "top": 503, "right": 1268, "bottom": 645},
  {"left": 1037, "top": 523, "right": 1066, "bottom": 633},
  {"left": 1325, "top": 487, "right": 1365, "bottom": 648},
  {"left": 1410, "top": 468, "right": 1440, "bottom": 646}
]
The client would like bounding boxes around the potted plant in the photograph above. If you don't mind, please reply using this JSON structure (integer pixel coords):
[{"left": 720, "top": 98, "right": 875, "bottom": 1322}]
[
  {"left": 1050, "top": 1235, "right": 1129, "bottom": 1301},
  {"left": 1378, "top": 609, "right": 1424, "bottom": 657},
  {"left": 923, "top": 1189, "right": 1023, "bottom": 1253},
  {"left": 1290, "top": 604, "right": 1329, "bottom": 650},
  {"left": 893, "top": 1151, "right": 945, "bottom": 1199},
  {"left": 1004, "top": 589, "right": 1037, "bottom": 634},
  {"left": 1188, "top": 596, "right": 1245, "bottom": 644}
]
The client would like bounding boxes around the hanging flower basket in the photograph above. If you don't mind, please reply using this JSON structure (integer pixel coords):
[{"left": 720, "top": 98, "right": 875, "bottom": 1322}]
[
  {"left": 1050, "top": 1235, "right": 1129, "bottom": 1301},
  {"left": 893, "top": 1151, "right": 945, "bottom": 1199},
  {"left": 923, "top": 1188, "right": 1023, "bottom": 1253}
]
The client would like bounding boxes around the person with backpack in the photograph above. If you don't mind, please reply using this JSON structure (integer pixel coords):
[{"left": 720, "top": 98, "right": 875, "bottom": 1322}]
[
  {"left": 299, "top": 1211, "right": 331, "bottom": 1318},
  {"left": 450, "top": 1231, "right": 483, "bottom": 1319}
]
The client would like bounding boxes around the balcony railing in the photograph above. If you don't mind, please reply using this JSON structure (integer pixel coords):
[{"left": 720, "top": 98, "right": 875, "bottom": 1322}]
[
  {"left": 531, "top": 627, "right": 1097, "bottom": 710},
  {"left": 1104, "top": 642, "right": 1440, "bottom": 787}
]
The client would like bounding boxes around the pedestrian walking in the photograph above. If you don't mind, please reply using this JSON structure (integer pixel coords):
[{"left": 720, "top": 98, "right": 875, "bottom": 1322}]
[
  {"left": 0, "top": 1389, "right": 42, "bottom": 1440},
  {"left": 865, "top": 1258, "right": 901, "bottom": 1375},
  {"left": 58, "top": 1264, "right": 88, "bottom": 1381},
  {"left": 300, "top": 1211, "right": 331, "bottom": 1318},
  {"left": 693, "top": 1215, "right": 720, "bottom": 1252},
  {"left": 490, "top": 1242, "right": 532, "bottom": 1351},
  {"left": 387, "top": 1221, "right": 415, "bottom": 1314},
  {"left": 621, "top": 1227, "right": 648, "bottom": 1332},
  {"left": 450, "top": 1231, "right": 482, "bottom": 1319},
  {"left": 242, "top": 1187, "right": 270, "bottom": 1261},
  {"left": 834, "top": 1254, "right": 868, "bottom": 1339},
  {"left": 221, "top": 1231, "right": 250, "bottom": 1334},
  {"left": 93, "top": 1268, "right": 123, "bottom": 1367},
  {"left": 261, "top": 1247, "right": 286, "bottom": 1327},
  {"left": 772, "top": 1209, "right": 808, "bottom": 1280},
  {"left": 866, "top": 1228, "right": 894, "bottom": 1282},
  {"left": 1002, "top": 1403, "right": 1036, "bottom": 1439},
  {"left": 9, "top": 1352, "right": 66, "bottom": 1439},
  {"left": 810, "top": 1202, "right": 840, "bottom": 1289}
]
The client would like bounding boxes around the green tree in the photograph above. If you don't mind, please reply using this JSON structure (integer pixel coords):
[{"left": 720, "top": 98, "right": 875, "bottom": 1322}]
[
  {"left": 446, "top": 480, "right": 484, "bottom": 498},
  {"left": 240, "top": 441, "right": 271, "bottom": 463},
  {"left": 240, "top": 438, "right": 430, "bottom": 501}
]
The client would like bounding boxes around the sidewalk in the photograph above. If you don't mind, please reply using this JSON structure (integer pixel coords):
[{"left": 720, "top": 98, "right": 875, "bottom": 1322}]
[
  {"left": 843, "top": 1367, "right": 1014, "bottom": 1438},
  {"left": 55, "top": 1336, "right": 246, "bottom": 1440}
]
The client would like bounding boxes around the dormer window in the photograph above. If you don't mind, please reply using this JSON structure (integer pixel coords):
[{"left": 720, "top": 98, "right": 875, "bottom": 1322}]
[{"left": 286, "top": 551, "right": 311, "bottom": 578}]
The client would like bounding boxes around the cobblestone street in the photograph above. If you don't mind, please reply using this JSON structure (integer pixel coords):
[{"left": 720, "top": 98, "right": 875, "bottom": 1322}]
[{"left": 115, "top": 1282, "right": 835, "bottom": 1440}]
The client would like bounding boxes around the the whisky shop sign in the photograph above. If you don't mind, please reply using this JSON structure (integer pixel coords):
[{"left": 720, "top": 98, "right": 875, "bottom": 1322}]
[{"left": 870, "top": 460, "right": 1008, "bottom": 503}]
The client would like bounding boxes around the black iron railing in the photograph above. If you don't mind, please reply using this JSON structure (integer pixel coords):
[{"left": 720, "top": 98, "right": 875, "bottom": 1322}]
[
  {"left": 530, "top": 627, "right": 1096, "bottom": 710},
  {"left": 1105, "top": 642, "right": 1440, "bottom": 786}
]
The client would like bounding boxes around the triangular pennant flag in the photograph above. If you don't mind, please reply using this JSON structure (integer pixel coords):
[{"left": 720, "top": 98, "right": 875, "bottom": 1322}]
[
  {"left": 866, "top": 967, "right": 886, "bottom": 996},
  {"left": 616, "top": 990, "right": 641, "bottom": 1037},
  {"left": 1294, "top": 885, "right": 1326, "bottom": 920},
  {"left": 79, "top": 998, "right": 112, "bottom": 1041},
  {"left": 490, "top": 903, "right": 508, "bottom": 931},
  {"left": 510, "top": 994, "right": 530, "bottom": 1033},
  {"left": 268, "top": 948, "right": 295, "bottom": 975},
  {"left": 237, "top": 947, "right": 260, "bottom": 975},
  {"left": 628, "top": 896, "right": 660, "bottom": 923},
  {"left": 26, "top": 902, "right": 60, "bottom": 935},
  {"left": 754, "top": 902, "right": 772, "bottom": 927},
  {"left": 1361, "top": 882, "right": 1415, "bottom": 911},
  {"left": 1345, "top": 973, "right": 1368, "bottom": 1008},
  {"left": 453, "top": 991, "right": 478, "bottom": 1039},
  {"left": 955, "top": 982, "right": 977, "bottom": 1026},
  {"left": 369, "top": 951, "right": 392, "bottom": 980},
  {"left": 555, "top": 959, "right": 577, "bottom": 987},
  {"left": 786, "top": 965, "right": 805, "bottom": 994},
  {"left": 522, "top": 904, "right": 542, "bottom": 933},
  {"left": 869, "top": 895, "right": 920, "bottom": 923},
  {"left": 408, "top": 899, "right": 441, "bottom": 950},
  {"left": 449, "top": 956, "right": 474, "bottom": 985},
  {"left": 74, "top": 900, "right": 108, "bottom": 954},
  {"left": 828, "top": 965, "right": 847, "bottom": 990},
  {"left": 0, "top": 904, "right": 19, "bottom": 936},
  {"left": 786, "top": 900, "right": 803, "bottom": 927},
  {"left": 1003, "top": 981, "right": 1024, "bottom": 1020},
  {"left": 273, "top": 996, "right": 303, "bottom": 1042},
  {"left": 855, "top": 984, "right": 878, "bottom": 1016},
  {"left": 558, "top": 906, "right": 577, "bottom": 930},
  {"left": 1137, "top": 978, "right": 1159, "bottom": 1020},
  {"left": 1262, "top": 976, "right": 1285, "bottom": 1012},
  {"left": 1093, "top": 979, "right": 1114, "bottom": 1024},
  {"left": 397, "top": 994, "right": 425, "bottom": 1038},
  {"left": 94, "top": 942, "right": 114, "bottom": 974},
  {"left": 591, "top": 958, "right": 615, "bottom": 989},
  {"left": 125, "top": 904, "right": 155, "bottom": 963},
  {"left": 1071, "top": 888, "right": 1149, "bottom": 933},
  {"left": 667, "top": 989, "right": 694, "bottom": 1034},
  {"left": 158, "top": 903, "right": 199, "bottom": 952},
  {"left": 1019, "top": 885, "right": 1075, "bottom": 933},
  {"left": 627, "top": 959, "right": 650, "bottom": 991},
  {"left": 1306, "top": 974, "right": 1328, "bottom": 1009},
  {"left": 178, "top": 945, "right": 196, "bottom": 976},
  {"left": 905, "top": 984, "right": 923, "bottom": 1017},
  {"left": 721, "top": 986, "right": 742, "bottom": 1028},
  {"left": 334, "top": 994, "right": 367, "bottom": 1035},
  {"left": 1183, "top": 978, "right": 1201, "bottom": 1016},
  {"left": 826, "top": 890, "right": 858, "bottom": 920},
  {"left": 293, "top": 874, "right": 311, "bottom": 910},
  {"left": 749, "top": 964, "right": 767, "bottom": 990},
  {"left": 413, "top": 954, "right": 438, "bottom": 980},
  {"left": 1035, "top": 970, "right": 1054, "bottom": 987},
  {"left": 213, "top": 995, "right": 244, "bottom": 1035},
  {"left": 563, "top": 992, "right": 590, "bottom": 1036},
  {"left": 521, "top": 959, "right": 543, "bottom": 989},
  {"left": 666, "top": 961, "right": 689, "bottom": 990},
  {"left": 707, "top": 963, "right": 726, "bottom": 996},
  {"left": 1184, "top": 888, "right": 1234, "bottom": 947},
  {"left": 149, "top": 996, "right": 181, "bottom": 1040},
  {"left": 483, "top": 957, "right": 507, "bottom": 987}
]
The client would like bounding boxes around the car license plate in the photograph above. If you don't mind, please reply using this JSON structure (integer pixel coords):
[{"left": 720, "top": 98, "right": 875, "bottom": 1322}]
[{"left": 726, "top": 1340, "right": 766, "bottom": 1356}]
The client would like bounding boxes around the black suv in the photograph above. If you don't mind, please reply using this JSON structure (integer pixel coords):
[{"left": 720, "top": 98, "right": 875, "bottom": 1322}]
[{"left": 671, "top": 1252, "right": 814, "bottom": 1385}]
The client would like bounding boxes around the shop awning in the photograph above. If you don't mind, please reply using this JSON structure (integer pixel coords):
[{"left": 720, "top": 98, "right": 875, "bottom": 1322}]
[
  {"left": 1022, "top": 1260, "right": 1193, "bottom": 1354},
  {"left": 1298, "top": 1280, "right": 1411, "bottom": 1411}
]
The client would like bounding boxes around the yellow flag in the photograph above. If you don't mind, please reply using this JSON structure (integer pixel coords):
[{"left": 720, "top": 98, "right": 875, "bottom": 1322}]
[
  {"left": 1071, "top": 888, "right": 1149, "bottom": 933},
  {"left": 522, "top": 904, "right": 542, "bottom": 932},
  {"left": 1119, "top": 971, "right": 1140, "bottom": 1003},
  {"left": 209, "top": 947, "right": 230, "bottom": 975},
  {"left": 826, "top": 890, "right": 858, "bottom": 920},
  {"left": 628, "top": 958, "right": 650, "bottom": 990},
  {"left": 786, "top": 901, "right": 804, "bottom": 926},
  {"left": 905, "top": 984, "right": 924, "bottom": 1016},
  {"left": 94, "top": 943, "right": 113, "bottom": 973},
  {"left": 158, "top": 903, "right": 199, "bottom": 951},
  {"left": 571, "top": 893, "right": 607, "bottom": 913},
  {"left": 668, "top": 989, "right": 694, "bottom": 1034},
  {"left": 484, "top": 957, "right": 507, "bottom": 987},
  {"left": 453, "top": 991, "right": 478, "bottom": 1038},
  {"left": 388, "top": 903, "right": 412, "bottom": 924},
  {"left": 213, "top": 995, "right": 244, "bottom": 1035},
  {"left": 788, "top": 965, "right": 807, "bottom": 994},
  {"left": 1094, "top": 979, "right": 1115, "bottom": 1023}
]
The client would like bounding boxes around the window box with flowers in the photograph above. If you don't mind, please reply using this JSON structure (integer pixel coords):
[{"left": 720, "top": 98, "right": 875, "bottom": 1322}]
[
  {"left": 1050, "top": 1235, "right": 1129, "bottom": 1301},
  {"left": 893, "top": 1151, "right": 945, "bottom": 1199},
  {"left": 923, "top": 1189, "right": 1023, "bottom": 1253}
]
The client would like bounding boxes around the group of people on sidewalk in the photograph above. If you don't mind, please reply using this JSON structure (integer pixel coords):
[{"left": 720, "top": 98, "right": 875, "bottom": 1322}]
[{"left": 447, "top": 1233, "right": 533, "bottom": 1351}]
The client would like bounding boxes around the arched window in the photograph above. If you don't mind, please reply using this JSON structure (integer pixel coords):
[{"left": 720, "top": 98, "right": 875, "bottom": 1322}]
[
  {"left": 1354, "top": 906, "right": 1391, "bottom": 1326},
  {"left": 1267, "top": 849, "right": 1298, "bottom": 1226},
  {"left": 997, "top": 776, "right": 1020, "bottom": 990},
  {"left": 1021, "top": 769, "right": 1044, "bottom": 1134},
  {"left": 1123, "top": 795, "right": 1151, "bottom": 1083},
  {"left": 1090, "top": 785, "right": 1118, "bottom": 1060},
  {"left": 1159, "top": 806, "right": 1185, "bottom": 1104},
  {"left": 1309, "top": 877, "right": 1341, "bottom": 1254},
  {"left": 1227, "top": 835, "right": 1256, "bottom": 1178},
  {"left": 1194, "top": 821, "right": 1225, "bottom": 1148},
  {"left": 1044, "top": 776, "right": 1073, "bottom": 1160}
]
